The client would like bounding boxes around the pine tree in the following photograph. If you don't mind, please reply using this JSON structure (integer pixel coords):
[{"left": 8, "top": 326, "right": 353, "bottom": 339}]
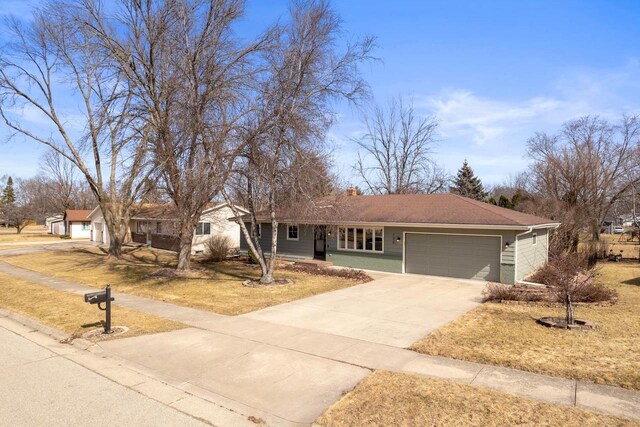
[
  {"left": 498, "top": 195, "right": 513, "bottom": 209},
  {"left": 2, "top": 177, "right": 15, "bottom": 204},
  {"left": 449, "top": 160, "right": 487, "bottom": 201}
]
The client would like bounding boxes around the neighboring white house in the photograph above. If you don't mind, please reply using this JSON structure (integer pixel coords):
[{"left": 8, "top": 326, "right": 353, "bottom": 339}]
[
  {"left": 88, "top": 202, "right": 246, "bottom": 254},
  {"left": 45, "top": 214, "right": 63, "bottom": 234},
  {"left": 63, "top": 210, "right": 92, "bottom": 239},
  {"left": 46, "top": 214, "right": 65, "bottom": 235}
]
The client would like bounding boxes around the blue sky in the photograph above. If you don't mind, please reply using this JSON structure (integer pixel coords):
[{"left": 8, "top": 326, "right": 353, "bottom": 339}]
[{"left": 2, "top": 0, "right": 640, "bottom": 186}]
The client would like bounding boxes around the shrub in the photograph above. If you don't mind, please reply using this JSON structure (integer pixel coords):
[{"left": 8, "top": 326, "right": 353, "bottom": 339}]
[
  {"left": 529, "top": 253, "right": 616, "bottom": 304},
  {"left": 205, "top": 235, "right": 232, "bottom": 262},
  {"left": 482, "top": 283, "right": 549, "bottom": 302}
]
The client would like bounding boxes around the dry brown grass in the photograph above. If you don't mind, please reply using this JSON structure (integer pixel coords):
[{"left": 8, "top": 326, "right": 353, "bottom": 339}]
[
  {"left": 601, "top": 233, "right": 640, "bottom": 259},
  {"left": 2, "top": 246, "right": 365, "bottom": 315},
  {"left": 0, "top": 271, "right": 184, "bottom": 340},
  {"left": 0, "top": 245, "right": 33, "bottom": 251},
  {"left": 0, "top": 224, "right": 59, "bottom": 242},
  {"left": 411, "top": 262, "right": 640, "bottom": 389},
  {"left": 316, "top": 371, "right": 637, "bottom": 427}
]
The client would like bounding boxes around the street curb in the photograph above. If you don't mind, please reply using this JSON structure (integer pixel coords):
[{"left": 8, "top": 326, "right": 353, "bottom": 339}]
[{"left": 0, "top": 308, "right": 295, "bottom": 427}]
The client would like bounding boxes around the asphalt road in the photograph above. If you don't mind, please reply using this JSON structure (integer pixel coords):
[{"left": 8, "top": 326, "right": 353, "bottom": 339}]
[{"left": 0, "top": 325, "right": 207, "bottom": 427}]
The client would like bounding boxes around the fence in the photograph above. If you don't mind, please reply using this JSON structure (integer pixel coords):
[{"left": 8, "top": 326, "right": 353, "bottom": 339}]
[{"left": 150, "top": 233, "right": 180, "bottom": 252}]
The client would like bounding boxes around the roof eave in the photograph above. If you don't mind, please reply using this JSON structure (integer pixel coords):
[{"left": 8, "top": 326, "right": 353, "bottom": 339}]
[{"left": 245, "top": 219, "right": 561, "bottom": 231}]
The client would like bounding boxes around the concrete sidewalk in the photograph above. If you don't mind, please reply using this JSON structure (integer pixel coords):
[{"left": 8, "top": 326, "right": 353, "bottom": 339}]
[
  {"left": 0, "top": 241, "right": 96, "bottom": 256},
  {"left": 0, "top": 314, "right": 210, "bottom": 426},
  {"left": 0, "top": 259, "right": 638, "bottom": 423}
]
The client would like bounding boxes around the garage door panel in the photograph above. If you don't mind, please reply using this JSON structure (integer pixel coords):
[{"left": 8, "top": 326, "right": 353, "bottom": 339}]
[{"left": 405, "top": 233, "right": 500, "bottom": 281}]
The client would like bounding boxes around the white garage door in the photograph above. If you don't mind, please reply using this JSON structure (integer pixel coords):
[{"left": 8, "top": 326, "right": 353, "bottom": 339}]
[{"left": 405, "top": 233, "right": 501, "bottom": 282}]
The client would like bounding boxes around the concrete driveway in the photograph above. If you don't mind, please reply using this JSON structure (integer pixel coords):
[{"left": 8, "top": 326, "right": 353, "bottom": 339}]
[{"left": 242, "top": 272, "right": 485, "bottom": 347}]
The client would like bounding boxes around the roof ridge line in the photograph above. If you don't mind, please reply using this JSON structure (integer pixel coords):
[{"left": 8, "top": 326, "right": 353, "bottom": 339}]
[{"left": 451, "top": 194, "right": 520, "bottom": 225}]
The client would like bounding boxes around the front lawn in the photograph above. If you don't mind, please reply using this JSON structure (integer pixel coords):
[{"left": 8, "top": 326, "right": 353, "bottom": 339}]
[
  {"left": 0, "top": 271, "right": 184, "bottom": 340},
  {"left": 1, "top": 247, "right": 367, "bottom": 315},
  {"left": 410, "top": 262, "right": 640, "bottom": 389},
  {"left": 316, "top": 370, "right": 636, "bottom": 426},
  {"left": 0, "top": 224, "right": 59, "bottom": 242}
]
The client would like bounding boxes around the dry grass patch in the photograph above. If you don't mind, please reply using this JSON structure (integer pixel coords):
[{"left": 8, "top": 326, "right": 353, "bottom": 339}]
[
  {"left": 2, "top": 246, "right": 365, "bottom": 315},
  {"left": 0, "top": 225, "right": 59, "bottom": 242},
  {"left": 601, "top": 233, "right": 640, "bottom": 259},
  {"left": 317, "top": 370, "right": 637, "bottom": 427},
  {"left": 0, "top": 271, "right": 184, "bottom": 340},
  {"left": 411, "top": 262, "right": 640, "bottom": 389}
]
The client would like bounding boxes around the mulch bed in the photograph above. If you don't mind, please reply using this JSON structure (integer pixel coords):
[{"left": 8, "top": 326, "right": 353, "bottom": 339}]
[
  {"left": 536, "top": 317, "right": 595, "bottom": 330},
  {"left": 284, "top": 263, "right": 373, "bottom": 282}
]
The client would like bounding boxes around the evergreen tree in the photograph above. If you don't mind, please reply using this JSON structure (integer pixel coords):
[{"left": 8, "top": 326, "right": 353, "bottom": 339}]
[
  {"left": 488, "top": 196, "right": 497, "bottom": 205},
  {"left": 449, "top": 160, "right": 487, "bottom": 200},
  {"left": 2, "top": 177, "right": 15, "bottom": 204},
  {"left": 511, "top": 189, "right": 524, "bottom": 208},
  {"left": 498, "top": 194, "right": 513, "bottom": 209}
]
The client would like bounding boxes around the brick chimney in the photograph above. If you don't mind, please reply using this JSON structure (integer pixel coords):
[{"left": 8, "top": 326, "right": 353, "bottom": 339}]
[{"left": 346, "top": 187, "right": 358, "bottom": 196}]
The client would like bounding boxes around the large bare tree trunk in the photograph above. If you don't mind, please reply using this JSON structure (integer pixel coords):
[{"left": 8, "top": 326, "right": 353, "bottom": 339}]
[
  {"left": 103, "top": 208, "right": 130, "bottom": 257},
  {"left": 176, "top": 219, "right": 199, "bottom": 271}
]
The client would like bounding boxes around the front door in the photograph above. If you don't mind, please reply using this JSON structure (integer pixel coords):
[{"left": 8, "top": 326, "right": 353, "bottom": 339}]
[{"left": 314, "top": 225, "right": 326, "bottom": 260}]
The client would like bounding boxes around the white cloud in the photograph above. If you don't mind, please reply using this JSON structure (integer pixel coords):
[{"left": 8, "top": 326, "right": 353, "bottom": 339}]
[
  {"left": 421, "top": 90, "right": 565, "bottom": 146},
  {"left": 335, "top": 61, "right": 640, "bottom": 187}
]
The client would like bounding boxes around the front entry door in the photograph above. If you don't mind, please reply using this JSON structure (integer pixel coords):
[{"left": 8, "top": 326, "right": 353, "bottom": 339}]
[{"left": 314, "top": 225, "right": 326, "bottom": 260}]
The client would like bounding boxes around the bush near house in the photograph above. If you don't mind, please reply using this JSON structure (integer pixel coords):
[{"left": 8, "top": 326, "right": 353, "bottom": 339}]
[{"left": 205, "top": 235, "right": 232, "bottom": 262}]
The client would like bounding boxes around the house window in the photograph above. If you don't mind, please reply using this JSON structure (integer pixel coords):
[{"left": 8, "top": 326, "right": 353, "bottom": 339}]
[
  {"left": 252, "top": 223, "right": 261, "bottom": 238},
  {"left": 287, "top": 224, "right": 299, "bottom": 241},
  {"left": 196, "top": 222, "right": 211, "bottom": 236},
  {"left": 156, "top": 222, "right": 162, "bottom": 234},
  {"left": 137, "top": 221, "right": 148, "bottom": 234},
  {"left": 532, "top": 233, "right": 537, "bottom": 245},
  {"left": 82, "top": 222, "right": 90, "bottom": 231},
  {"left": 337, "top": 226, "right": 383, "bottom": 253}
]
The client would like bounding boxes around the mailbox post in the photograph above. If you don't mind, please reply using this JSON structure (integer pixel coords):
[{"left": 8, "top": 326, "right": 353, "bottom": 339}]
[{"left": 84, "top": 285, "right": 115, "bottom": 334}]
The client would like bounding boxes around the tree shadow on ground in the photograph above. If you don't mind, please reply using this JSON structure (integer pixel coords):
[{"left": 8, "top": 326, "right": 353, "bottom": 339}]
[{"left": 622, "top": 277, "right": 640, "bottom": 286}]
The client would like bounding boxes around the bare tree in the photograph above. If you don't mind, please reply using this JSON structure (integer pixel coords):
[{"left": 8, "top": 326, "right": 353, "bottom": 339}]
[
  {"left": 0, "top": 3, "right": 153, "bottom": 256},
  {"left": 354, "top": 97, "right": 447, "bottom": 194},
  {"left": 526, "top": 115, "right": 640, "bottom": 249},
  {"left": 83, "top": 0, "right": 267, "bottom": 271},
  {"left": 224, "top": 0, "right": 373, "bottom": 284}
]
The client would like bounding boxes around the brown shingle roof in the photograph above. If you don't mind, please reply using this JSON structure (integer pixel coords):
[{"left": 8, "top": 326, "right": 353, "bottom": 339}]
[
  {"left": 64, "top": 210, "right": 92, "bottom": 222},
  {"left": 251, "top": 194, "right": 558, "bottom": 228}
]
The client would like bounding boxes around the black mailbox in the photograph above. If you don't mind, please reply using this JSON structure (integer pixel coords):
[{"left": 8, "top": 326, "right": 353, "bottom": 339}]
[
  {"left": 84, "top": 290, "right": 108, "bottom": 304},
  {"left": 84, "top": 285, "right": 114, "bottom": 334}
]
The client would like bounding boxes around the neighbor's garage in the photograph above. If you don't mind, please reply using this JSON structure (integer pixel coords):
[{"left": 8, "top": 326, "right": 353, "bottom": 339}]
[{"left": 404, "top": 233, "right": 501, "bottom": 282}]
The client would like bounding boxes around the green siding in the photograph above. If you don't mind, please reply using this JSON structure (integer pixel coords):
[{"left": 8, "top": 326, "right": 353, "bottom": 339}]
[
  {"left": 516, "top": 228, "right": 549, "bottom": 281},
  {"left": 243, "top": 222, "right": 521, "bottom": 283},
  {"left": 500, "top": 263, "right": 515, "bottom": 283},
  {"left": 327, "top": 251, "right": 403, "bottom": 273},
  {"left": 240, "top": 222, "right": 314, "bottom": 259}
]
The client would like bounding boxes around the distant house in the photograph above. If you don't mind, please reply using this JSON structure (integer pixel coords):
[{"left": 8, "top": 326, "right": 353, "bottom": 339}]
[
  {"left": 45, "top": 214, "right": 64, "bottom": 235},
  {"left": 63, "top": 210, "right": 92, "bottom": 238},
  {"left": 88, "top": 203, "right": 247, "bottom": 254},
  {"left": 620, "top": 214, "right": 640, "bottom": 227},
  {"left": 240, "top": 193, "right": 560, "bottom": 284}
]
